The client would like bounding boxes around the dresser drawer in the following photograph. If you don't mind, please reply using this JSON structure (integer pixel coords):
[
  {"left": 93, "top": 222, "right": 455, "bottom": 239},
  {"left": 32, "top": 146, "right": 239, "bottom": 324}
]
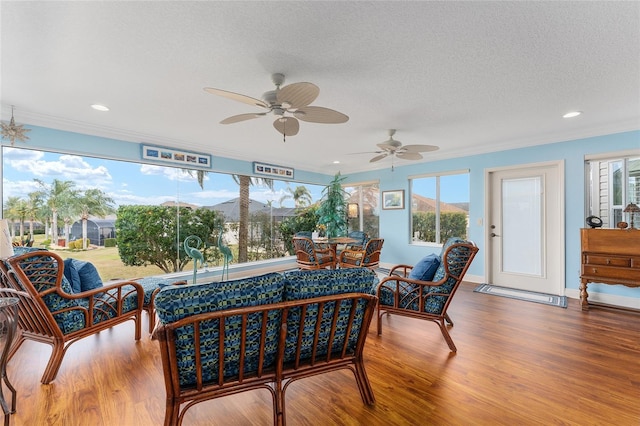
[
  {"left": 582, "top": 265, "right": 640, "bottom": 282},
  {"left": 584, "top": 254, "right": 631, "bottom": 267},
  {"left": 631, "top": 258, "right": 640, "bottom": 269}
]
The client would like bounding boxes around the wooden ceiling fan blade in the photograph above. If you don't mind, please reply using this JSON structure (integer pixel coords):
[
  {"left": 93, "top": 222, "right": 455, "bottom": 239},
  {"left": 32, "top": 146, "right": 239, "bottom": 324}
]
[
  {"left": 396, "top": 152, "right": 423, "bottom": 160},
  {"left": 370, "top": 153, "right": 388, "bottom": 163},
  {"left": 204, "top": 87, "right": 269, "bottom": 109},
  {"left": 402, "top": 144, "right": 440, "bottom": 153},
  {"left": 220, "top": 113, "right": 266, "bottom": 124},
  {"left": 294, "top": 106, "right": 349, "bottom": 124},
  {"left": 273, "top": 117, "right": 299, "bottom": 136},
  {"left": 277, "top": 82, "right": 319, "bottom": 108}
]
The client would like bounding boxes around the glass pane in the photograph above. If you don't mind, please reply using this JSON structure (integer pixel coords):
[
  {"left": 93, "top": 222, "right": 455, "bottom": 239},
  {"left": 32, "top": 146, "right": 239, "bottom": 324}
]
[
  {"left": 411, "top": 176, "right": 436, "bottom": 242},
  {"left": 611, "top": 160, "right": 623, "bottom": 206},
  {"left": 502, "top": 177, "right": 542, "bottom": 276},
  {"left": 629, "top": 157, "right": 640, "bottom": 204},
  {"left": 439, "top": 174, "right": 469, "bottom": 241},
  {"left": 345, "top": 183, "right": 380, "bottom": 238}
]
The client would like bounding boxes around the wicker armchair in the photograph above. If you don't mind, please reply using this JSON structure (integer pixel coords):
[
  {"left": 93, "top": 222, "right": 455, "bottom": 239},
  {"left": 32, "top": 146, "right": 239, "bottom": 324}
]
[
  {"left": 375, "top": 238, "right": 478, "bottom": 352},
  {"left": 292, "top": 236, "right": 336, "bottom": 270},
  {"left": 338, "top": 238, "right": 384, "bottom": 269},
  {"left": 0, "top": 250, "right": 145, "bottom": 384}
]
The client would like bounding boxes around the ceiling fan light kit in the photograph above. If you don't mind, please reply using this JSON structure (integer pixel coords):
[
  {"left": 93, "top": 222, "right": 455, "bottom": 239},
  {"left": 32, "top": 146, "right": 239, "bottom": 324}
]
[{"left": 204, "top": 73, "right": 349, "bottom": 140}]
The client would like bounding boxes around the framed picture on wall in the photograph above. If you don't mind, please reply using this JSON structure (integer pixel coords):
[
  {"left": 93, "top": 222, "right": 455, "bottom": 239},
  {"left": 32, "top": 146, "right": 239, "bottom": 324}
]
[{"left": 382, "top": 190, "right": 404, "bottom": 210}]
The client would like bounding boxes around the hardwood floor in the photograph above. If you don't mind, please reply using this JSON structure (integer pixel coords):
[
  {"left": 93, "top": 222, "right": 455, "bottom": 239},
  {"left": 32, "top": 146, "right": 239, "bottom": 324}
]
[{"left": 7, "top": 282, "right": 640, "bottom": 425}]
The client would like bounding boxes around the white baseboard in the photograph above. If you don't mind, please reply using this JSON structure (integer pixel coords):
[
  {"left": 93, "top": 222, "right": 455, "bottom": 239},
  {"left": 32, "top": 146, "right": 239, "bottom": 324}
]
[{"left": 565, "top": 288, "right": 640, "bottom": 310}]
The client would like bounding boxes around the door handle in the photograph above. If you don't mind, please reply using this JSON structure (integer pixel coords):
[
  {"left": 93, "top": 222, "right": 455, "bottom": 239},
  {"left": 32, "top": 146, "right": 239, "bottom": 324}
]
[{"left": 490, "top": 232, "right": 500, "bottom": 237}]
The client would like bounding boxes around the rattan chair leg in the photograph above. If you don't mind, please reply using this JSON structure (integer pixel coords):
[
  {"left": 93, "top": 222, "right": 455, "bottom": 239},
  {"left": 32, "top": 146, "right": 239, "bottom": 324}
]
[{"left": 437, "top": 320, "right": 457, "bottom": 352}]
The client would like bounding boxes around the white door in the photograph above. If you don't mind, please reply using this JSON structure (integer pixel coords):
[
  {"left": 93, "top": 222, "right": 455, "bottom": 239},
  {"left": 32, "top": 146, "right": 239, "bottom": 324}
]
[{"left": 487, "top": 162, "right": 564, "bottom": 295}]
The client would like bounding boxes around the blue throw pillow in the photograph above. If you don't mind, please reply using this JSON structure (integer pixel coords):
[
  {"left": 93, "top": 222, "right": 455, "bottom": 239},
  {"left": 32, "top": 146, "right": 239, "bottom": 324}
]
[
  {"left": 408, "top": 253, "right": 441, "bottom": 281},
  {"left": 71, "top": 259, "right": 103, "bottom": 292},
  {"left": 63, "top": 258, "right": 82, "bottom": 293}
]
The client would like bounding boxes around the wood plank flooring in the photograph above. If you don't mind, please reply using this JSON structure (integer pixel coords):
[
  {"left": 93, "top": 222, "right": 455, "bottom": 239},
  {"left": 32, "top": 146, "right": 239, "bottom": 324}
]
[{"left": 7, "top": 283, "right": 640, "bottom": 425}]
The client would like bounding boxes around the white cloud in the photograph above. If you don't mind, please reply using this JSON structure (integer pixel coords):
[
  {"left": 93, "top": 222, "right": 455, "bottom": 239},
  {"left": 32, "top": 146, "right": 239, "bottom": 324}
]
[
  {"left": 139, "top": 164, "right": 207, "bottom": 184},
  {"left": 4, "top": 151, "right": 113, "bottom": 190}
]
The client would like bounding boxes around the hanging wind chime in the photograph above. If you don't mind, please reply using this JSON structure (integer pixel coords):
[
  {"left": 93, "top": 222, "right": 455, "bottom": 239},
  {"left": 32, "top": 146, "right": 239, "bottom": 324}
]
[{"left": 1, "top": 106, "right": 30, "bottom": 146}]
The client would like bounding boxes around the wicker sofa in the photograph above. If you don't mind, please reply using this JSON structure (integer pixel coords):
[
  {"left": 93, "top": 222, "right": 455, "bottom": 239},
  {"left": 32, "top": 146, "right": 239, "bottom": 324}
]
[{"left": 153, "top": 267, "right": 379, "bottom": 426}]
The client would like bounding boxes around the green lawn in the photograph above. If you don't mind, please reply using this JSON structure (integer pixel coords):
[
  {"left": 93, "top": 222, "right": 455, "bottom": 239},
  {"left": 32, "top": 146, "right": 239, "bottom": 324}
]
[{"left": 51, "top": 246, "right": 166, "bottom": 282}]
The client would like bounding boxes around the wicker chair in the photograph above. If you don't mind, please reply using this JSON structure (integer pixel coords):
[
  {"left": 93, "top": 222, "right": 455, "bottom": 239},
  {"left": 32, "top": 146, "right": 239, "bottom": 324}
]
[
  {"left": 0, "top": 249, "right": 145, "bottom": 384},
  {"left": 375, "top": 238, "right": 478, "bottom": 352},
  {"left": 344, "top": 231, "right": 368, "bottom": 250},
  {"left": 292, "top": 236, "right": 335, "bottom": 270},
  {"left": 338, "top": 238, "right": 384, "bottom": 269}
]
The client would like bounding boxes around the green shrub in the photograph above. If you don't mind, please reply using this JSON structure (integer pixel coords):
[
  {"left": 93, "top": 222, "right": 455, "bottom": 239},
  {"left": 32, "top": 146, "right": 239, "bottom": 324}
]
[
  {"left": 412, "top": 211, "right": 468, "bottom": 242},
  {"left": 104, "top": 238, "right": 116, "bottom": 248}
]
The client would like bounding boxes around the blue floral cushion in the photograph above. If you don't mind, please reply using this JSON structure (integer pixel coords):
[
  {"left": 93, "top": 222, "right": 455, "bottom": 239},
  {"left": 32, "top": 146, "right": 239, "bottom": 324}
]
[{"left": 408, "top": 253, "right": 441, "bottom": 281}]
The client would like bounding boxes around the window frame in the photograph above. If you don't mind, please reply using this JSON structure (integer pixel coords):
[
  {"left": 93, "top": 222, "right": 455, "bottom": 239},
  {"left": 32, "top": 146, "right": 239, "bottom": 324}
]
[{"left": 408, "top": 169, "right": 470, "bottom": 246}]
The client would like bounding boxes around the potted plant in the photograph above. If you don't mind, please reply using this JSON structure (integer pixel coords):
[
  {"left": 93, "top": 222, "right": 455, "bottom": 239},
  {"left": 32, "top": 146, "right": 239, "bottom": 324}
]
[{"left": 318, "top": 173, "right": 347, "bottom": 238}]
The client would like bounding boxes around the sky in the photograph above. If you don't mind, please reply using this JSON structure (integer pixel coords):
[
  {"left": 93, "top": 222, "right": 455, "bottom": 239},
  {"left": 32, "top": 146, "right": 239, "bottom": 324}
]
[
  {"left": 2, "top": 147, "right": 469, "bottom": 212},
  {"left": 2, "top": 147, "right": 326, "bottom": 210}
]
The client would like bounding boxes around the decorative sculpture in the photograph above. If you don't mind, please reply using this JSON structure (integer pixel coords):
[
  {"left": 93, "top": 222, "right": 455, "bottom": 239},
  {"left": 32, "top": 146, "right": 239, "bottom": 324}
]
[
  {"left": 183, "top": 235, "right": 205, "bottom": 284},
  {"left": 217, "top": 226, "right": 232, "bottom": 281}
]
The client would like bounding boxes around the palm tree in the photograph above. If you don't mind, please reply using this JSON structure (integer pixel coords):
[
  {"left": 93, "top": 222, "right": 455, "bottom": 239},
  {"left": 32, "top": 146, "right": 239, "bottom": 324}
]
[
  {"left": 34, "top": 179, "right": 78, "bottom": 245},
  {"left": 232, "top": 175, "right": 274, "bottom": 263},
  {"left": 79, "top": 189, "right": 116, "bottom": 249},
  {"left": 25, "top": 192, "right": 43, "bottom": 241},
  {"left": 3, "top": 196, "right": 24, "bottom": 239},
  {"left": 279, "top": 185, "right": 312, "bottom": 208}
]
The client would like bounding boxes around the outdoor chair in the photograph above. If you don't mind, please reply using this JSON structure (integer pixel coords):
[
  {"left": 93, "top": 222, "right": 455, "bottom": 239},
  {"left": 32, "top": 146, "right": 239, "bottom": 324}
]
[
  {"left": 338, "top": 238, "right": 384, "bottom": 269},
  {"left": 0, "top": 249, "right": 145, "bottom": 384},
  {"left": 292, "top": 236, "right": 335, "bottom": 270},
  {"left": 375, "top": 237, "right": 478, "bottom": 352}
]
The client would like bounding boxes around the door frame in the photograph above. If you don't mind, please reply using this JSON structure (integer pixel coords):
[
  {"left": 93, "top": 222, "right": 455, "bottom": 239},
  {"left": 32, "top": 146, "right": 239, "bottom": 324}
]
[{"left": 483, "top": 160, "right": 565, "bottom": 295}]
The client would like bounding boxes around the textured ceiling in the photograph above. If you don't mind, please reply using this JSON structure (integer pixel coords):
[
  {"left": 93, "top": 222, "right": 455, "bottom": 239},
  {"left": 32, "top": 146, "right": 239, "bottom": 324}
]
[{"left": 1, "top": 1, "right": 639, "bottom": 175}]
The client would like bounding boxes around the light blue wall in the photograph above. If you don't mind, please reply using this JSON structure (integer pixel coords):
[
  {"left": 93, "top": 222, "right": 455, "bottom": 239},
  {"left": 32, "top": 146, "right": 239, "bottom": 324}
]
[
  {"left": 345, "top": 130, "right": 640, "bottom": 298},
  {"left": 5, "top": 126, "right": 640, "bottom": 299}
]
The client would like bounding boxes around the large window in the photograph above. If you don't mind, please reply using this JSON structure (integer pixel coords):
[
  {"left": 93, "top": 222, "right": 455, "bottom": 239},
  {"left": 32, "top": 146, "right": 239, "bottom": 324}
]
[
  {"left": 1, "top": 147, "right": 325, "bottom": 279},
  {"left": 410, "top": 171, "right": 470, "bottom": 244},
  {"left": 587, "top": 154, "right": 640, "bottom": 228}
]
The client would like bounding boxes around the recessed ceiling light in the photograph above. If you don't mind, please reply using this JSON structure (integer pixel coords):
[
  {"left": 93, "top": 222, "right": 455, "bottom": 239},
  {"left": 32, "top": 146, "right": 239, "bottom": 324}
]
[
  {"left": 333, "top": 160, "right": 340, "bottom": 164},
  {"left": 563, "top": 111, "right": 581, "bottom": 118},
  {"left": 91, "top": 104, "right": 110, "bottom": 112}
]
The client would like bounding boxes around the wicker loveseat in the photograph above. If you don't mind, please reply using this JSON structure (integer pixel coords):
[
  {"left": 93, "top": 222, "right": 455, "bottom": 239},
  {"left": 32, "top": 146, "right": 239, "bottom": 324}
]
[{"left": 153, "top": 267, "right": 378, "bottom": 426}]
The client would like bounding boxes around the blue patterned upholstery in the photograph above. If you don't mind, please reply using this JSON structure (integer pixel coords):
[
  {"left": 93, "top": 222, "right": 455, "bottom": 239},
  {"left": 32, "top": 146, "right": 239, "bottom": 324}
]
[
  {"left": 282, "top": 268, "right": 376, "bottom": 362},
  {"left": 155, "top": 273, "right": 285, "bottom": 387}
]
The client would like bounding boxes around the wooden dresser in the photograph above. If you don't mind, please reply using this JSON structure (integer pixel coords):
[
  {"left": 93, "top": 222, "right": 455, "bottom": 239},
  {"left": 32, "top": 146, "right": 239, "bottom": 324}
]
[{"left": 580, "top": 228, "right": 640, "bottom": 310}]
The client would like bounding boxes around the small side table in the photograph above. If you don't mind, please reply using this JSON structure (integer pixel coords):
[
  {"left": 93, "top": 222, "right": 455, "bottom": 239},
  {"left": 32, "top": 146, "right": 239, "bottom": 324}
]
[{"left": 0, "top": 298, "right": 18, "bottom": 426}]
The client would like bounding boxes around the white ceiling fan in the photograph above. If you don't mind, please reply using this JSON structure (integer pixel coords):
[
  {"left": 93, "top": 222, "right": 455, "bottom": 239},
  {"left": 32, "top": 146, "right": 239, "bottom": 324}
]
[
  {"left": 204, "top": 73, "right": 349, "bottom": 139},
  {"left": 365, "top": 129, "right": 439, "bottom": 169}
]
